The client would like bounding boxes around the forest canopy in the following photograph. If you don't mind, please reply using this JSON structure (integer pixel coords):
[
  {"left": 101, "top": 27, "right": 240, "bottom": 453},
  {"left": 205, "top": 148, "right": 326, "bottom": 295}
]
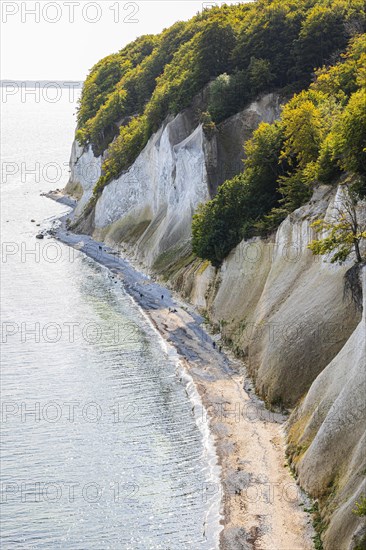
[
  {"left": 77, "top": 0, "right": 365, "bottom": 194},
  {"left": 192, "top": 34, "right": 366, "bottom": 264}
]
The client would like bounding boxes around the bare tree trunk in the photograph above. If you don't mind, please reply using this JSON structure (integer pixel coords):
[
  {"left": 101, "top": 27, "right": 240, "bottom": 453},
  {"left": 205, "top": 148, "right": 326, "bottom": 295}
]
[{"left": 354, "top": 239, "right": 362, "bottom": 263}]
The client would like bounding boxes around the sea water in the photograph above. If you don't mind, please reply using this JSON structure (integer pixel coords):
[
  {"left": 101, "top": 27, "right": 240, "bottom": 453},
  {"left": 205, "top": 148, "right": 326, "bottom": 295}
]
[{"left": 0, "top": 86, "right": 221, "bottom": 549}]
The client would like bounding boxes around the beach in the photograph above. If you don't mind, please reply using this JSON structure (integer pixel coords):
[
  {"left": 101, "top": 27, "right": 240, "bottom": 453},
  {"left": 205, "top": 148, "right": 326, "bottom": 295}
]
[{"left": 47, "top": 190, "right": 314, "bottom": 550}]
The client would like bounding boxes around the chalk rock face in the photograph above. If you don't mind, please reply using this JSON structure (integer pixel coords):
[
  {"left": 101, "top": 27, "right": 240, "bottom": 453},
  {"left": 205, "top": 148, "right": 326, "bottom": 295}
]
[
  {"left": 288, "top": 267, "right": 366, "bottom": 550},
  {"left": 66, "top": 93, "right": 281, "bottom": 269},
  {"left": 67, "top": 98, "right": 362, "bottom": 413},
  {"left": 94, "top": 113, "right": 208, "bottom": 268},
  {"left": 170, "top": 186, "right": 365, "bottom": 550},
  {"left": 186, "top": 186, "right": 363, "bottom": 550},
  {"left": 204, "top": 93, "right": 281, "bottom": 195},
  {"left": 206, "top": 185, "right": 362, "bottom": 406},
  {"left": 66, "top": 140, "right": 102, "bottom": 217}
]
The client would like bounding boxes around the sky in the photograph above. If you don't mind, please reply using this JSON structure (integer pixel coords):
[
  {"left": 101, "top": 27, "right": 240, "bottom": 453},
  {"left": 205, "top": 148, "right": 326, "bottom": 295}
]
[{"left": 1, "top": 1, "right": 242, "bottom": 81}]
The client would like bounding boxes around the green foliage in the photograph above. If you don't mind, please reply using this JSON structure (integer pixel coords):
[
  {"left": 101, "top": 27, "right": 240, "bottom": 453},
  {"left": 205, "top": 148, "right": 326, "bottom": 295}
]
[
  {"left": 77, "top": 87, "right": 128, "bottom": 156},
  {"left": 353, "top": 495, "right": 366, "bottom": 517},
  {"left": 263, "top": 35, "right": 366, "bottom": 232},
  {"left": 248, "top": 57, "right": 275, "bottom": 95},
  {"left": 77, "top": 22, "right": 195, "bottom": 152},
  {"left": 192, "top": 121, "right": 285, "bottom": 265},
  {"left": 280, "top": 90, "right": 326, "bottom": 168},
  {"left": 292, "top": 3, "right": 348, "bottom": 82},
  {"left": 316, "top": 134, "right": 343, "bottom": 183},
  {"left": 314, "top": 35, "right": 366, "bottom": 185},
  {"left": 232, "top": 1, "right": 302, "bottom": 87},
  {"left": 277, "top": 170, "right": 313, "bottom": 213},
  {"left": 77, "top": 34, "right": 157, "bottom": 128},
  {"left": 193, "top": 31, "right": 366, "bottom": 264},
  {"left": 304, "top": 501, "right": 326, "bottom": 550},
  {"left": 207, "top": 73, "right": 232, "bottom": 122},
  {"left": 195, "top": 19, "right": 236, "bottom": 82},
  {"left": 76, "top": 0, "right": 365, "bottom": 197},
  {"left": 329, "top": 89, "right": 366, "bottom": 177},
  {"left": 308, "top": 184, "right": 366, "bottom": 263},
  {"left": 207, "top": 71, "right": 251, "bottom": 123},
  {"left": 98, "top": 115, "right": 148, "bottom": 188},
  {"left": 86, "top": 9, "right": 248, "bottom": 186},
  {"left": 77, "top": 56, "right": 131, "bottom": 129},
  {"left": 199, "top": 111, "right": 216, "bottom": 138},
  {"left": 313, "top": 34, "right": 366, "bottom": 98},
  {"left": 192, "top": 176, "right": 249, "bottom": 266},
  {"left": 76, "top": 1, "right": 365, "bottom": 265}
]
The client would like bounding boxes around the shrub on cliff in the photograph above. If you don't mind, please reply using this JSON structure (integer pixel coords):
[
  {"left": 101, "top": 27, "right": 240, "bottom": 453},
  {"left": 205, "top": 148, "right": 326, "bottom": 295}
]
[
  {"left": 207, "top": 71, "right": 251, "bottom": 123},
  {"left": 308, "top": 183, "right": 366, "bottom": 263}
]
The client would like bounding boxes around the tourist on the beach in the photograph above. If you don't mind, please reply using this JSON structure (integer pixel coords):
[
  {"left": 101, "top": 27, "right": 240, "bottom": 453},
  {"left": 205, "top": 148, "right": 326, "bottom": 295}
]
[
  {"left": 161, "top": 295, "right": 164, "bottom": 300},
  {"left": 219, "top": 345, "right": 222, "bottom": 353},
  {"left": 212, "top": 341, "right": 216, "bottom": 349}
]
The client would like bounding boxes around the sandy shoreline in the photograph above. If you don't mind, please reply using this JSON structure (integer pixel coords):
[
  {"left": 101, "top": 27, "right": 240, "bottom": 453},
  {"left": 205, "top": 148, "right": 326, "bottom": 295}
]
[{"left": 45, "top": 191, "right": 314, "bottom": 549}]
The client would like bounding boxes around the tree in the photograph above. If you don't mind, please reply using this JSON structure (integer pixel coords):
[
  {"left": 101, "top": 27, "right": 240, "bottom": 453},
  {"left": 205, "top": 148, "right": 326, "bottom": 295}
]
[
  {"left": 196, "top": 20, "right": 236, "bottom": 82},
  {"left": 192, "top": 175, "right": 251, "bottom": 266},
  {"left": 208, "top": 71, "right": 251, "bottom": 123},
  {"left": 277, "top": 169, "right": 313, "bottom": 214},
  {"left": 74, "top": 0, "right": 365, "bottom": 201},
  {"left": 293, "top": 4, "right": 348, "bottom": 83},
  {"left": 280, "top": 90, "right": 325, "bottom": 168},
  {"left": 248, "top": 57, "right": 275, "bottom": 95},
  {"left": 192, "top": 122, "right": 285, "bottom": 265},
  {"left": 232, "top": 3, "right": 300, "bottom": 87},
  {"left": 199, "top": 111, "right": 216, "bottom": 138},
  {"left": 208, "top": 73, "right": 231, "bottom": 121},
  {"left": 330, "top": 89, "right": 366, "bottom": 179},
  {"left": 308, "top": 184, "right": 366, "bottom": 263}
]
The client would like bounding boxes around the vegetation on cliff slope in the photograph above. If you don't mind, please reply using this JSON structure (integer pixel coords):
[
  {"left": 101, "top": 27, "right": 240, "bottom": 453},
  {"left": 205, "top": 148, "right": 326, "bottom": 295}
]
[
  {"left": 76, "top": 0, "right": 365, "bottom": 200},
  {"left": 308, "top": 182, "right": 366, "bottom": 263},
  {"left": 192, "top": 33, "right": 366, "bottom": 265}
]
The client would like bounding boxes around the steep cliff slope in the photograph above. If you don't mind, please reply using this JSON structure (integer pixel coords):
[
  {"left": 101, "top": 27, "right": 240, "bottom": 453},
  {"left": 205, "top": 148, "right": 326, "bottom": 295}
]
[
  {"left": 173, "top": 190, "right": 365, "bottom": 549},
  {"left": 66, "top": 103, "right": 365, "bottom": 549},
  {"left": 201, "top": 185, "right": 363, "bottom": 407},
  {"left": 67, "top": 94, "right": 281, "bottom": 268},
  {"left": 288, "top": 267, "right": 366, "bottom": 550}
]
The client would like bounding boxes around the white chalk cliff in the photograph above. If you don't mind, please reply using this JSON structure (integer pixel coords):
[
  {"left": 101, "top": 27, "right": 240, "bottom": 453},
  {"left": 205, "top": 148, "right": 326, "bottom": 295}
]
[
  {"left": 67, "top": 94, "right": 281, "bottom": 267},
  {"left": 66, "top": 93, "right": 365, "bottom": 550},
  {"left": 288, "top": 265, "right": 365, "bottom": 550}
]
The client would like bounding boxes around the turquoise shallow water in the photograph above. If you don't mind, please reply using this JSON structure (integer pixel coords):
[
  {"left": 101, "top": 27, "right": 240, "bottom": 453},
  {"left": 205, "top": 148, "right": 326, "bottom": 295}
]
[{"left": 0, "top": 88, "right": 219, "bottom": 549}]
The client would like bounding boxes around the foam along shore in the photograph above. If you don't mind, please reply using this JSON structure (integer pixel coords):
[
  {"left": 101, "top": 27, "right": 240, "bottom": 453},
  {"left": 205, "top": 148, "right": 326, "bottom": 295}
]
[{"left": 46, "top": 190, "right": 315, "bottom": 549}]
